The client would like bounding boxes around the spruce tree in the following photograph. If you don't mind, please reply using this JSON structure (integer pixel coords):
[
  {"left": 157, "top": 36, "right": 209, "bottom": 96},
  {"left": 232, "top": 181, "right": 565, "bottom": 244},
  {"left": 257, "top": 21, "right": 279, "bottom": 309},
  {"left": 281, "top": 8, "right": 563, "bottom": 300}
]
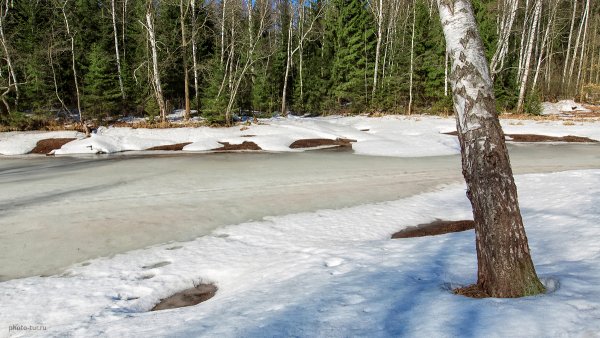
[{"left": 83, "top": 44, "right": 121, "bottom": 120}]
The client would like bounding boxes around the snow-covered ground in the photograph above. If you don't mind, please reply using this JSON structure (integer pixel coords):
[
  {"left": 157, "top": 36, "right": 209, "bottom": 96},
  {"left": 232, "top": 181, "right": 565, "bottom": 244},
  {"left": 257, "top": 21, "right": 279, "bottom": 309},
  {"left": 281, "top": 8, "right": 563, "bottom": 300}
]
[
  {"left": 1, "top": 114, "right": 599, "bottom": 156},
  {"left": 1, "top": 169, "right": 599, "bottom": 337}
]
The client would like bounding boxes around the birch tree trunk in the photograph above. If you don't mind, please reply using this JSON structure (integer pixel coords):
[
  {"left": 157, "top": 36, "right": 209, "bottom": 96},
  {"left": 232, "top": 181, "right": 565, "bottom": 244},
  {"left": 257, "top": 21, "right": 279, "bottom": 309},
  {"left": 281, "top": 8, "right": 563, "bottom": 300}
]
[
  {"left": 436, "top": 0, "right": 545, "bottom": 298},
  {"left": 516, "top": 0, "right": 541, "bottom": 114},
  {"left": 371, "top": 0, "right": 384, "bottom": 98},
  {"left": 568, "top": 0, "right": 586, "bottom": 89},
  {"left": 0, "top": 1, "right": 17, "bottom": 108},
  {"left": 281, "top": 9, "right": 293, "bottom": 115},
  {"left": 562, "top": 0, "right": 577, "bottom": 87},
  {"left": 180, "top": 0, "right": 191, "bottom": 120},
  {"left": 407, "top": 1, "right": 416, "bottom": 115},
  {"left": 576, "top": 0, "right": 590, "bottom": 91},
  {"left": 111, "top": 0, "right": 125, "bottom": 99},
  {"left": 490, "top": 0, "right": 518, "bottom": 78},
  {"left": 220, "top": 0, "right": 227, "bottom": 66},
  {"left": 145, "top": 5, "right": 166, "bottom": 121},
  {"left": 190, "top": 0, "right": 199, "bottom": 109},
  {"left": 532, "top": 0, "right": 558, "bottom": 91},
  {"left": 60, "top": 1, "right": 82, "bottom": 123}
]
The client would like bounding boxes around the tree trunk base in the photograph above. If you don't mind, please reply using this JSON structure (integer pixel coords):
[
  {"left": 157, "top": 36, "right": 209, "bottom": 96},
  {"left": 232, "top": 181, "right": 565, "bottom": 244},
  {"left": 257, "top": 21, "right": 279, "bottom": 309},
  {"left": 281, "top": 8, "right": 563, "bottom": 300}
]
[{"left": 454, "top": 281, "right": 545, "bottom": 299}]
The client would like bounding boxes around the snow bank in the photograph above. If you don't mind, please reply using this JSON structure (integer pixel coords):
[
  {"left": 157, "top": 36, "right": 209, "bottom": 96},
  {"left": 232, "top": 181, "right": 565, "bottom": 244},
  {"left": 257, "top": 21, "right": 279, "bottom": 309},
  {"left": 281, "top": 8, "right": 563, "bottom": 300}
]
[
  {"left": 2, "top": 115, "right": 599, "bottom": 156},
  {"left": 1, "top": 170, "right": 600, "bottom": 337},
  {"left": 0, "top": 131, "right": 81, "bottom": 155},
  {"left": 542, "top": 100, "right": 591, "bottom": 115}
]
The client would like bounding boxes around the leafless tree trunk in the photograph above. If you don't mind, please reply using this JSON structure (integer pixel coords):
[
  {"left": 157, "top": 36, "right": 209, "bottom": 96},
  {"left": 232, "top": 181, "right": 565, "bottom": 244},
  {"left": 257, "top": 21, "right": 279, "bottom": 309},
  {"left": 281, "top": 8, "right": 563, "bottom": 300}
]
[
  {"left": 568, "top": 0, "right": 587, "bottom": 89},
  {"left": 490, "top": 0, "right": 518, "bottom": 78},
  {"left": 576, "top": 0, "right": 591, "bottom": 91},
  {"left": 0, "top": 1, "right": 17, "bottom": 108},
  {"left": 49, "top": 26, "right": 68, "bottom": 113},
  {"left": 224, "top": 0, "right": 269, "bottom": 125},
  {"left": 181, "top": 0, "right": 191, "bottom": 120},
  {"left": 281, "top": 0, "right": 322, "bottom": 115},
  {"left": 562, "top": 0, "right": 577, "bottom": 87},
  {"left": 436, "top": 0, "right": 545, "bottom": 298},
  {"left": 111, "top": 0, "right": 125, "bottom": 99},
  {"left": 407, "top": 1, "right": 416, "bottom": 115},
  {"left": 516, "top": 0, "right": 541, "bottom": 114},
  {"left": 60, "top": 0, "right": 82, "bottom": 122},
  {"left": 281, "top": 5, "right": 293, "bottom": 115},
  {"left": 144, "top": 3, "right": 166, "bottom": 121},
  {"left": 370, "top": 0, "right": 384, "bottom": 98},
  {"left": 220, "top": 0, "right": 228, "bottom": 66},
  {"left": 191, "top": 0, "right": 200, "bottom": 108},
  {"left": 532, "top": 0, "right": 558, "bottom": 91}
]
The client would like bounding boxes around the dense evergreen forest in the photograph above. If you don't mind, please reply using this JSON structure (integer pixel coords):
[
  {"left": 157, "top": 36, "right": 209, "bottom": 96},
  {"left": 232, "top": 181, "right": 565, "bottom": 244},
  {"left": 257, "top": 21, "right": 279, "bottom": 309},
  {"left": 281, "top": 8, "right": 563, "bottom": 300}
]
[{"left": 0, "top": 0, "right": 599, "bottom": 127}]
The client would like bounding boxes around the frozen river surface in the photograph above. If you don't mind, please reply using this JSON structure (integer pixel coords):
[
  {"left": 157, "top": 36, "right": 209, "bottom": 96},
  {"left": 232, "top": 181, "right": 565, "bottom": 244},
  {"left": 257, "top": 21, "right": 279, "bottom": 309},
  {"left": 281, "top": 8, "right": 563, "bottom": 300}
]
[{"left": 1, "top": 144, "right": 599, "bottom": 281}]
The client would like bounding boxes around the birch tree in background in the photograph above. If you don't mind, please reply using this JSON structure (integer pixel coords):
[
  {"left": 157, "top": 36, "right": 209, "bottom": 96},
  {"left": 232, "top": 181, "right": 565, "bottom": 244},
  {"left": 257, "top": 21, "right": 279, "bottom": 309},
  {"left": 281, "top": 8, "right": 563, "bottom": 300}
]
[
  {"left": 59, "top": 0, "right": 82, "bottom": 123},
  {"left": 516, "top": 0, "right": 541, "bottom": 114},
  {"left": 489, "top": 0, "right": 518, "bottom": 78},
  {"left": 180, "top": 0, "right": 191, "bottom": 120},
  {"left": 143, "top": 1, "right": 166, "bottom": 121},
  {"left": 0, "top": 0, "right": 17, "bottom": 112},
  {"left": 436, "top": 0, "right": 545, "bottom": 297},
  {"left": 111, "top": 0, "right": 125, "bottom": 99}
]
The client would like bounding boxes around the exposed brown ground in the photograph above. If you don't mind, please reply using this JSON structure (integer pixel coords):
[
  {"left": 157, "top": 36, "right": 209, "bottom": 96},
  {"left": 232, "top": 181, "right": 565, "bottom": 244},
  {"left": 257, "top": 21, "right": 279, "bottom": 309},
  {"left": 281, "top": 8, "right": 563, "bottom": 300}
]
[
  {"left": 29, "top": 138, "right": 76, "bottom": 154},
  {"left": 507, "top": 134, "right": 597, "bottom": 142},
  {"left": 147, "top": 142, "right": 192, "bottom": 151},
  {"left": 289, "top": 138, "right": 356, "bottom": 149},
  {"left": 453, "top": 284, "right": 490, "bottom": 298},
  {"left": 151, "top": 284, "right": 218, "bottom": 311},
  {"left": 213, "top": 141, "right": 262, "bottom": 151},
  {"left": 443, "top": 131, "right": 597, "bottom": 143},
  {"left": 391, "top": 219, "right": 475, "bottom": 239}
]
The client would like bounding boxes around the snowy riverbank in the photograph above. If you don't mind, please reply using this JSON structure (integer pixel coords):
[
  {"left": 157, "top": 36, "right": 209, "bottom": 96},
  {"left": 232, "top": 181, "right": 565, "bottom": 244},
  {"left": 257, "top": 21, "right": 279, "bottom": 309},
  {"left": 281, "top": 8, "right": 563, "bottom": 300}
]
[
  {"left": 1, "top": 169, "right": 600, "bottom": 337},
  {"left": 1, "top": 114, "right": 599, "bottom": 157}
]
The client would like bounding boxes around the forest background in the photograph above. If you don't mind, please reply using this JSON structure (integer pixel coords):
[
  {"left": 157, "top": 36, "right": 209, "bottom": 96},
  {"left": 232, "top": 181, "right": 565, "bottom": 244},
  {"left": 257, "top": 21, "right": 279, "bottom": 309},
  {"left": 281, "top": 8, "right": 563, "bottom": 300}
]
[{"left": 0, "top": 0, "right": 599, "bottom": 127}]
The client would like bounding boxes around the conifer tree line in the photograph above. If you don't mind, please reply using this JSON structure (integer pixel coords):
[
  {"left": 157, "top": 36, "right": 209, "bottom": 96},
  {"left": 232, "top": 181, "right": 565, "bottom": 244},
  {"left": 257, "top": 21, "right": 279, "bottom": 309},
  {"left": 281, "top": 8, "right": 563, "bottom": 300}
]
[{"left": 0, "top": 0, "right": 598, "bottom": 126}]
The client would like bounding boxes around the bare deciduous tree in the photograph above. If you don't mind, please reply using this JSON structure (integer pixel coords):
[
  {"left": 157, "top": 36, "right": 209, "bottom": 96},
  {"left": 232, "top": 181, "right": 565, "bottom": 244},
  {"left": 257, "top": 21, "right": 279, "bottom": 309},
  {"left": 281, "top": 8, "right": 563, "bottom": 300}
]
[{"left": 436, "top": 0, "right": 545, "bottom": 298}]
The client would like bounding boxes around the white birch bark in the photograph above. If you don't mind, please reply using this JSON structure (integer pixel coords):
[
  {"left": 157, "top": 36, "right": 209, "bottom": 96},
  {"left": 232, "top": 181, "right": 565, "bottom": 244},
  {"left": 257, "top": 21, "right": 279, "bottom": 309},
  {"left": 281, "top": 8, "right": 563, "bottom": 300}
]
[
  {"left": 490, "top": 0, "right": 518, "bottom": 77},
  {"left": 568, "top": 0, "right": 586, "bottom": 88},
  {"left": 408, "top": 1, "right": 416, "bottom": 115},
  {"left": 562, "top": 0, "right": 578, "bottom": 86},
  {"left": 281, "top": 7, "right": 293, "bottom": 115},
  {"left": 145, "top": 5, "right": 166, "bottom": 121},
  {"left": 225, "top": 0, "right": 269, "bottom": 125},
  {"left": 191, "top": 0, "right": 199, "bottom": 107},
  {"left": 0, "top": 1, "right": 17, "bottom": 107},
  {"left": 180, "top": 0, "right": 191, "bottom": 120},
  {"left": 576, "top": 0, "right": 590, "bottom": 90},
  {"left": 220, "top": 0, "right": 227, "bottom": 66},
  {"left": 436, "top": 0, "right": 544, "bottom": 298},
  {"left": 111, "top": 0, "right": 125, "bottom": 99},
  {"left": 531, "top": 0, "right": 557, "bottom": 91},
  {"left": 60, "top": 1, "right": 82, "bottom": 122},
  {"left": 516, "top": 0, "right": 541, "bottom": 114},
  {"left": 370, "top": 0, "right": 384, "bottom": 98}
]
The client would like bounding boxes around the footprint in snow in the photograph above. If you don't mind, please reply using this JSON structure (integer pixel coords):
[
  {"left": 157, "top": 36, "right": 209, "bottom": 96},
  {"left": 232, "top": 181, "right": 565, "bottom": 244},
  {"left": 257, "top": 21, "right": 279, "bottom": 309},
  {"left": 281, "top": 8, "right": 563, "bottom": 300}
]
[{"left": 142, "top": 261, "right": 171, "bottom": 269}]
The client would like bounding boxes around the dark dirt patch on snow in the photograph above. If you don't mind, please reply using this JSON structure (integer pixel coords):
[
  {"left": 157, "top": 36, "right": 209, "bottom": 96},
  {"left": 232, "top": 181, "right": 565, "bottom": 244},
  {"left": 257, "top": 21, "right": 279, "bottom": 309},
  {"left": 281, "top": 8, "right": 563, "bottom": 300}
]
[
  {"left": 392, "top": 219, "right": 474, "bottom": 239},
  {"left": 443, "top": 131, "right": 597, "bottom": 143},
  {"left": 147, "top": 143, "right": 192, "bottom": 151},
  {"left": 30, "top": 138, "right": 77, "bottom": 154},
  {"left": 507, "top": 134, "right": 597, "bottom": 142},
  {"left": 213, "top": 141, "right": 262, "bottom": 151},
  {"left": 151, "top": 284, "right": 217, "bottom": 311},
  {"left": 289, "top": 138, "right": 356, "bottom": 149}
]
